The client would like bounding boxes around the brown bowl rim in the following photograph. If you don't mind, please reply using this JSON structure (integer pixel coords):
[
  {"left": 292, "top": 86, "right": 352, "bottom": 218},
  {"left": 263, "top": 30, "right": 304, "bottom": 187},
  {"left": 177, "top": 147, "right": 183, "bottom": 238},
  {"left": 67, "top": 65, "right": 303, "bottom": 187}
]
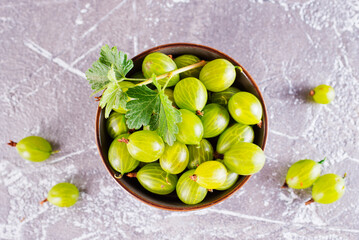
[{"left": 95, "top": 42, "right": 268, "bottom": 211}]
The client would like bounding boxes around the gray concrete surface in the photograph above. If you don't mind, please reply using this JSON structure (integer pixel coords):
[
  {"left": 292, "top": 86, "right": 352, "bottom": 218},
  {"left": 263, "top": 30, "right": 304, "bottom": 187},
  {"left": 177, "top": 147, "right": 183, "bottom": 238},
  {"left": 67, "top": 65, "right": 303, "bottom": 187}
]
[{"left": 1, "top": 0, "right": 359, "bottom": 239}]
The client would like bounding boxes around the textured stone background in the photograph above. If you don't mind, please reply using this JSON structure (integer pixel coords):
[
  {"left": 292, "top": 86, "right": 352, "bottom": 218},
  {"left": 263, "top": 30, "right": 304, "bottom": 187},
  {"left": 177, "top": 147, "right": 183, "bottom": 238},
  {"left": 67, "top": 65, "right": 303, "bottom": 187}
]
[{"left": 1, "top": 0, "right": 359, "bottom": 239}]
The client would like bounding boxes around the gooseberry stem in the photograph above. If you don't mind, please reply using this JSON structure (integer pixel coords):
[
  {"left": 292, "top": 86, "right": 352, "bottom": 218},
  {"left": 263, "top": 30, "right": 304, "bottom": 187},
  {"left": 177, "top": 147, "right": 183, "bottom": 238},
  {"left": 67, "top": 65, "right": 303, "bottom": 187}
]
[
  {"left": 305, "top": 198, "right": 315, "bottom": 205},
  {"left": 190, "top": 174, "right": 197, "bottom": 181},
  {"left": 40, "top": 198, "right": 48, "bottom": 205},
  {"left": 118, "top": 137, "right": 129, "bottom": 144},
  {"left": 95, "top": 96, "right": 102, "bottom": 101},
  {"left": 51, "top": 150, "right": 60, "bottom": 154},
  {"left": 343, "top": 173, "right": 347, "bottom": 179},
  {"left": 309, "top": 90, "right": 315, "bottom": 96},
  {"left": 126, "top": 172, "right": 137, "bottom": 178},
  {"left": 281, "top": 182, "right": 288, "bottom": 189},
  {"left": 257, "top": 120, "right": 263, "bottom": 128},
  {"left": 208, "top": 189, "right": 213, "bottom": 192},
  {"left": 318, "top": 157, "right": 326, "bottom": 164},
  {"left": 7, "top": 140, "right": 17, "bottom": 147},
  {"left": 135, "top": 60, "right": 207, "bottom": 87},
  {"left": 196, "top": 110, "right": 204, "bottom": 116},
  {"left": 123, "top": 78, "right": 147, "bottom": 82}
]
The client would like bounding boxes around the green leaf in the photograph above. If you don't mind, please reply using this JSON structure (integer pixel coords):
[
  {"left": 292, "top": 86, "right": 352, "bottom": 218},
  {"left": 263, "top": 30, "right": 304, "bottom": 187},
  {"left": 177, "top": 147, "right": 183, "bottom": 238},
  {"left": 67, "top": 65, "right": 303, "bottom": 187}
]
[
  {"left": 86, "top": 60, "right": 110, "bottom": 92},
  {"left": 99, "top": 82, "right": 128, "bottom": 118},
  {"left": 107, "top": 65, "right": 117, "bottom": 82},
  {"left": 125, "top": 85, "right": 160, "bottom": 129},
  {"left": 157, "top": 93, "right": 181, "bottom": 145},
  {"left": 85, "top": 45, "right": 134, "bottom": 93},
  {"left": 152, "top": 77, "right": 182, "bottom": 145},
  {"left": 99, "top": 45, "right": 118, "bottom": 66},
  {"left": 99, "top": 45, "right": 133, "bottom": 78}
]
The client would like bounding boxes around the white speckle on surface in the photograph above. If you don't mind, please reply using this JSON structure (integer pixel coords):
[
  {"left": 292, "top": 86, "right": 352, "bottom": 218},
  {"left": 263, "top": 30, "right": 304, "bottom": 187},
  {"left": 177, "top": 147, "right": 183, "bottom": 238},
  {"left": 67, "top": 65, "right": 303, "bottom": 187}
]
[
  {"left": 80, "top": 3, "right": 90, "bottom": 13},
  {"left": 270, "top": 130, "right": 299, "bottom": 140},
  {"left": 48, "top": 145, "right": 96, "bottom": 164},
  {"left": 75, "top": 15, "right": 83, "bottom": 25},
  {"left": 24, "top": 40, "right": 52, "bottom": 60},
  {"left": 133, "top": 36, "right": 138, "bottom": 55}
]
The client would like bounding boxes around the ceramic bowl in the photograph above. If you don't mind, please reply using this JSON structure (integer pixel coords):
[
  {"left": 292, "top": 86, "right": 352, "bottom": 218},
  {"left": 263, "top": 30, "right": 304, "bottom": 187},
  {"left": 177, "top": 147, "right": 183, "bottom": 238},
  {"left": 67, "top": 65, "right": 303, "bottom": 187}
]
[{"left": 95, "top": 43, "right": 268, "bottom": 211}]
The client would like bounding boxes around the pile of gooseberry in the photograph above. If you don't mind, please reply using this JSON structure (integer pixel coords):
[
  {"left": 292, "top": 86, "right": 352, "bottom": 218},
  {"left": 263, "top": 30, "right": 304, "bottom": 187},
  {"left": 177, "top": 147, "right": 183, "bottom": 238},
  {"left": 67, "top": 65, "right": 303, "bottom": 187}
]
[
  {"left": 106, "top": 52, "right": 266, "bottom": 205},
  {"left": 283, "top": 159, "right": 346, "bottom": 205},
  {"left": 7, "top": 137, "right": 79, "bottom": 207}
]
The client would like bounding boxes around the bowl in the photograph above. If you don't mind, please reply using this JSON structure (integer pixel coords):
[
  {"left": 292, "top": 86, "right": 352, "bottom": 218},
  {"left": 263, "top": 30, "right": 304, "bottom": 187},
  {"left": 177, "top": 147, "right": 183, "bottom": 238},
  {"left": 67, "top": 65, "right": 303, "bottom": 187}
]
[{"left": 95, "top": 43, "right": 268, "bottom": 211}]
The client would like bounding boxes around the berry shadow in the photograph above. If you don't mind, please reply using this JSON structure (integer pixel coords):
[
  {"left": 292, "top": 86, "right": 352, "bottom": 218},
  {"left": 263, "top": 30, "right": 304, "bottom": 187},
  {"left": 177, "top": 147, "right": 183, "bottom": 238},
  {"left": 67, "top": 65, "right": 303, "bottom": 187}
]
[
  {"left": 63, "top": 173, "right": 88, "bottom": 195},
  {"left": 28, "top": 118, "right": 62, "bottom": 152},
  {"left": 293, "top": 86, "right": 315, "bottom": 103}
]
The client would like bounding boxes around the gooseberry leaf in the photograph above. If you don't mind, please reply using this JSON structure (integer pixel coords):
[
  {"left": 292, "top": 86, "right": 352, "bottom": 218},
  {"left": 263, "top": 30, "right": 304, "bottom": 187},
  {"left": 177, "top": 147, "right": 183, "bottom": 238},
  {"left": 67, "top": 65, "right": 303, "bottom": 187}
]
[
  {"left": 107, "top": 65, "right": 117, "bottom": 82},
  {"left": 125, "top": 84, "right": 160, "bottom": 130},
  {"left": 99, "top": 82, "right": 128, "bottom": 118},
  {"left": 99, "top": 45, "right": 133, "bottom": 78},
  {"left": 126, "top": 75, "right": 181, "bottom": 145},
  {"left": 152, "top": 77, "right": 181, "bottom": 145},
  {"left": 86, "top": 60, "right": 110, "bottom": 93},
  {"left": 85, "top": 45, "right": 133, "bottom": 93}
]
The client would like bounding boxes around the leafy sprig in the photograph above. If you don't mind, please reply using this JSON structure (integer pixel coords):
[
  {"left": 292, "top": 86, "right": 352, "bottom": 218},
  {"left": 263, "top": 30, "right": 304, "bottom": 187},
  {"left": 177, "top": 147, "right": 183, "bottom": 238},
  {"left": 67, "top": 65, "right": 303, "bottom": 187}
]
[
  {"left": 86, "top": 45, "right": 135, "bottom": 117},
  {"left": 85, "top": 45, "right": 206, "bottom": 145}
]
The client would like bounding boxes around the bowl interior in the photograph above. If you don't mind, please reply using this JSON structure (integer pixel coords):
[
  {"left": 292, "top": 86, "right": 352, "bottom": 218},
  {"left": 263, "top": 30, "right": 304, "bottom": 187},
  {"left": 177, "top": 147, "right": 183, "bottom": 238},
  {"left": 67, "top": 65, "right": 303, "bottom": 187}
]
[{"left": 96, "top": 43, "right": 268, "bottom": 211}]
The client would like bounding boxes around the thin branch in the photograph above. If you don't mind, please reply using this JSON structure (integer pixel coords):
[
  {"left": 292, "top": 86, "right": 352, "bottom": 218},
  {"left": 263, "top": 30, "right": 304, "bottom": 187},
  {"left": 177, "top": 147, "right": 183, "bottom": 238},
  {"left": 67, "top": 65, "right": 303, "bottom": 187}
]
[{"left": 136, "top": 60, "right": 207, "bottom": 86}]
